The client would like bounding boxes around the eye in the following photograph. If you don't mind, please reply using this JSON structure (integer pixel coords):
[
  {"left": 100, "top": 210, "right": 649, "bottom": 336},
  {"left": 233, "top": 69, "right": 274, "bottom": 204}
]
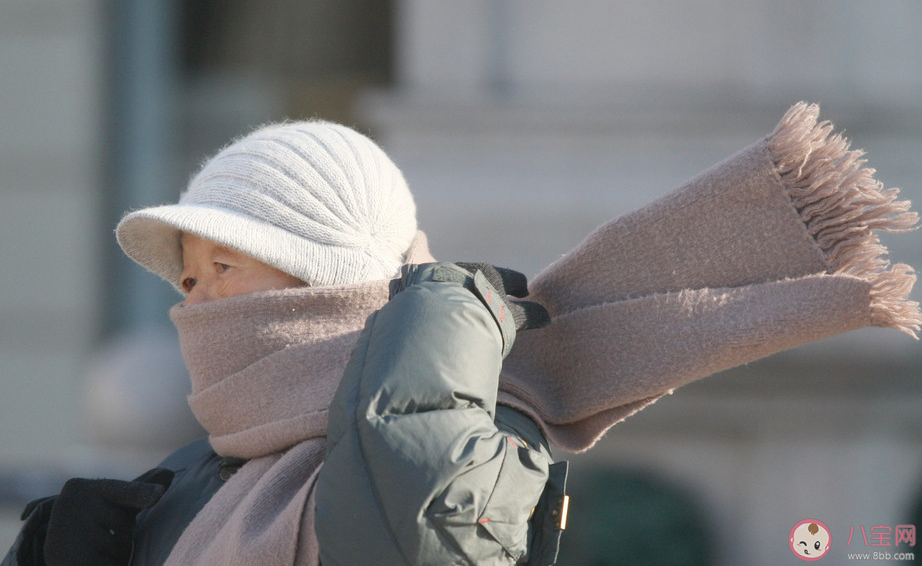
[
  {"left": 215, "top": 262, "right": 230, "bottom": 273},
  {"left": 814, "top": 541, "right": 821, "bottom": 550},
  {"left": 182, "top": 277, "right": 197, "bottom": 292}
]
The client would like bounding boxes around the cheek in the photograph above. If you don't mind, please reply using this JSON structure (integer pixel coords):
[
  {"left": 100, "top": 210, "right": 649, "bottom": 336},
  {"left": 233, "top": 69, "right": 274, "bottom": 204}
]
[
  {"left": 222, "top": 276, "right": 256, "bottom": 298},
  {"left": 261, "top": 272, "right": 302, "bottom": 292},
  {"left": 226, "top": 270, "right": 301, "bottom": 296},
  {"left": 254, "top": 268, "right": 303, "bottom": 291}
]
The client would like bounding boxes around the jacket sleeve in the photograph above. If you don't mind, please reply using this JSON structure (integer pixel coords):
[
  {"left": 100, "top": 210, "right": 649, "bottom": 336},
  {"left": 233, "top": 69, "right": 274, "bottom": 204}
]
[{"left": 315, "top": 264, "right": 554, "bottom": 566}]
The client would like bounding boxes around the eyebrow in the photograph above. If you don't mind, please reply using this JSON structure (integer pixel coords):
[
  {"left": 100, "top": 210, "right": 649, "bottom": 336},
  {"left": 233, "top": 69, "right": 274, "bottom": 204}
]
[{"left": 212, "top": 246, "right": 243, "bottom": 259}]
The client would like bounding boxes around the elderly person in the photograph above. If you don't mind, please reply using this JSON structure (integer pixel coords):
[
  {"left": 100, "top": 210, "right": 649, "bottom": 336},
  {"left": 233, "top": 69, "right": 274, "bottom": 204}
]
[
  {"left": 5, "top": 103, "right": 919, "bottom": 566},
  {"left": 3, "top": 121, "right": 561, "bottom": 566}
]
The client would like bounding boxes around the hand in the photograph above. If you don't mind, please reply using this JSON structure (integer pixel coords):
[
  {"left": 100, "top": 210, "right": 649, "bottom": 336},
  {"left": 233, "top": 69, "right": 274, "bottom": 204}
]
[
  {"left": 43, "top": 468, "right": 174, "bottom": 566},
  {"left": 388, "top": 262, "right": 551, "bottom": 357},
  {"left": 455, "top": 263, "right": 551, "bottom": 331}
]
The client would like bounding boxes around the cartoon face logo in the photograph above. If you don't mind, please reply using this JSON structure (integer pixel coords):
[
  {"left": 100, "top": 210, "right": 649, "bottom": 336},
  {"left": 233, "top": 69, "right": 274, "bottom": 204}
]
[{"left": 790, "top": 519, "right": 831, "bottom": 560}]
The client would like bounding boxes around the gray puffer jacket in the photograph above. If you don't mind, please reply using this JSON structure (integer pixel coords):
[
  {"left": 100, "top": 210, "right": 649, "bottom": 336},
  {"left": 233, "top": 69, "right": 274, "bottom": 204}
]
[{"left": 317, "top": 263, "right": 567, "bottom": 566}]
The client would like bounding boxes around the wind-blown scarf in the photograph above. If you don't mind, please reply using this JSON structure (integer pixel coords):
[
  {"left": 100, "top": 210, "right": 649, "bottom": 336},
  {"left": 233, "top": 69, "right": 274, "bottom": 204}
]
[
  {"left": 500, "top": 102, "right": 919, "bottom": 450},
  {"left": 163, "top": 103, "right": 919, "bottom": 565}
]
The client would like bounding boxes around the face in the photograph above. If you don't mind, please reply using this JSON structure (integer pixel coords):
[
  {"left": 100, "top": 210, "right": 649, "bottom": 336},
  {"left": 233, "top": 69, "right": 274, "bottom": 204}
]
[
  {"left": 789, "top": 520, "right": 831, "bottom": 560},
  {"left": 179, "top": 233, "right": 304, "bottom": 305}
]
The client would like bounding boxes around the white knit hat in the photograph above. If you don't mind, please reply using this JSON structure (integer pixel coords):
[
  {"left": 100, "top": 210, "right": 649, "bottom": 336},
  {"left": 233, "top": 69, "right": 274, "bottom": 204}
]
[{"left": 116, "top": 121, "right": 418, "bottom": 291}]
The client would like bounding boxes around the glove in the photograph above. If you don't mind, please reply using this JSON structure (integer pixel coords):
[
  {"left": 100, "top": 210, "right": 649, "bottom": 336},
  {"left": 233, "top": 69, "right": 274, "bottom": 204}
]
[
  {"left": 455, "top": 262, "right": 551, "bottom": 331},
  {"left": 389, "top": 262, "right": 550, "bottom": 357},
  {"left": 43, "top": 468, "right": 174, "bottom": 566}
]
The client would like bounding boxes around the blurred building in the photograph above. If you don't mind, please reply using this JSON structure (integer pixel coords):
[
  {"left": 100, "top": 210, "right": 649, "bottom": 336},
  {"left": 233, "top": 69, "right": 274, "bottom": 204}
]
[
  {"left": 0, "top": 0, "right": 106, "bottom": 544},
  {"left": 1, "top": 1, "right": 921, "bottom": 563}
]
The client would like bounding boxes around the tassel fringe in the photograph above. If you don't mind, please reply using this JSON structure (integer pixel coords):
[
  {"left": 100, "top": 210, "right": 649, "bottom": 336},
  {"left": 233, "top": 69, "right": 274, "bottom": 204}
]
[{"left": 767, "top": 102, "right": 921, "bottom": 338}]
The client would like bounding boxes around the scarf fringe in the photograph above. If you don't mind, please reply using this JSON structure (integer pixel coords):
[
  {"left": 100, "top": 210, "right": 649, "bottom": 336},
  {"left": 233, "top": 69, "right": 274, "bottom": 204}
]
[{"left": 767, "top": 102, "right": 921, "bottom": 338}]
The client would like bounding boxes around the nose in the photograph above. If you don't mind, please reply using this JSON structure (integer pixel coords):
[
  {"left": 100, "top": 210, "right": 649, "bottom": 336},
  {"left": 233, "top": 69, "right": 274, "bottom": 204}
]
[{"left": 182, "top": 283, "right": 211, "bottom": 306}]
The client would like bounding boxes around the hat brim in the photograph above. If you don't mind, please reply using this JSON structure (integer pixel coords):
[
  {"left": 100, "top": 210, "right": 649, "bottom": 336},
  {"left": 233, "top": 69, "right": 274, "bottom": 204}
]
[{"left": 116, "top": 204, "right": 382, "bottom": 292}]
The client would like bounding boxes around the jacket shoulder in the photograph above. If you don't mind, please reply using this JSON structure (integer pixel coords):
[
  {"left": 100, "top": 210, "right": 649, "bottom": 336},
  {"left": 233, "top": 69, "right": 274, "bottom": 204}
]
[{"left": 157, "top": 437, "right": 215, "bottom": 470}]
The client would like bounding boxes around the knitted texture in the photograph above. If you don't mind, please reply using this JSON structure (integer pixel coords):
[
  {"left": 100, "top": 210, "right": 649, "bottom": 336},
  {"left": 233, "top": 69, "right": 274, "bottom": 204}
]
[
  {"left": 498, "top": 102, "right": 919, "bottom": 451},
  {"left": 164, "top": 289, "right": 371, "bottom": 566},
  {"left": 116, "top": 120, "right": 418, "bottom": 288}
]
